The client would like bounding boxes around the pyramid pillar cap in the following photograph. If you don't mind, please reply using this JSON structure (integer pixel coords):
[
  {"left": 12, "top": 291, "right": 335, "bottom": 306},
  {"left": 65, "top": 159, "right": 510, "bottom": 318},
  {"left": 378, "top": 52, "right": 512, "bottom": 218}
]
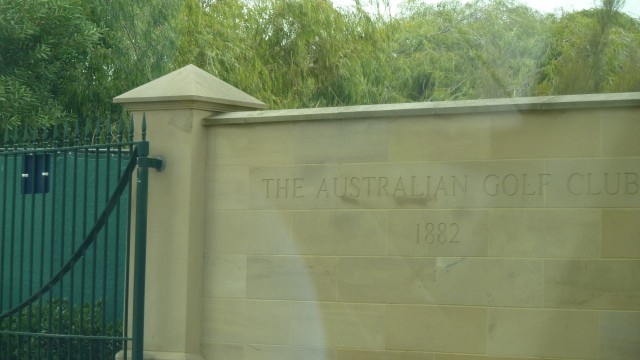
[{"left": 113, "top": 64, "right": 266, "bottom": 112}]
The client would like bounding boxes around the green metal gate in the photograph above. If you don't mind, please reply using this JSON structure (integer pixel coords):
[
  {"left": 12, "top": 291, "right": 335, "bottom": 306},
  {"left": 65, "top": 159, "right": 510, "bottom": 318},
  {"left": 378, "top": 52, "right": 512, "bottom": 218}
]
[{"left": 0, "top": 115, "right": 160, "bottom": 360}]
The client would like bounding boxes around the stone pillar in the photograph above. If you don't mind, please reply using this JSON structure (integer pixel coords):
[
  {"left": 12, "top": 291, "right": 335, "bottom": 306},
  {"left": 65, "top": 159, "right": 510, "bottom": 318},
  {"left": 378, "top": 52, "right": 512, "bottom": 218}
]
[{"left": 113, "top": 64, "right": 266, "bottom": 360}]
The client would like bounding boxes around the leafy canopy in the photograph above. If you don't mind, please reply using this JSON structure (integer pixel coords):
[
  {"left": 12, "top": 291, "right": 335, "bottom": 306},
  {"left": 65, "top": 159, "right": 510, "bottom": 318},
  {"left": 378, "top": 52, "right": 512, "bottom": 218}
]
[
  {"left": 0, "top": 0, "right": 180, "bottom": 130},
  {"left": 1, "top": 0, "right": 639, "bottom": 130},
  {"left": 0, "top": 0, "right": 101, "bottom": 128}
]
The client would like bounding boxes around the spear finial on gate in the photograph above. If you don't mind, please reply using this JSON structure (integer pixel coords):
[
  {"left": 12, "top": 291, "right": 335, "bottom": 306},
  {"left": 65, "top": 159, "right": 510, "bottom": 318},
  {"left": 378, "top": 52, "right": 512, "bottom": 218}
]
[
  {"left": 52, "top": 126, "right": 58, "bottom": 149},
  {"left": 95, "top": 122, "right": 101, "bottom": 146},
  {"left": 118, "top": 113, "right": 124, "bottom": 143},
  {"left": 129, "top": 114, "right": 134, "bottom": 142},
  {"left": 63, "top": 124, "right": 69, "bottom": 147},
  {"left": 43, "top": 127, "right": 48, "bottom": 146},
  {"left": 32, "top": 128, "right": 38, "bottom": 150},
  {"left": 23, "top": 127, "right": 28, "bottom": 149},
  {"left": 74, "top": 120, "right": 80, "bottom": 146},
  {"left": 141, "top": 113, "right": 147, "bottom": 141},
  {"left": 106, "top": 114, "right": 112, "bottom": 143},
  {"left": 84, "top": 118, "right": 91, "bottom": 145},
  {"left": 13, "top": 128, "right": 18, "bottom": 150}
]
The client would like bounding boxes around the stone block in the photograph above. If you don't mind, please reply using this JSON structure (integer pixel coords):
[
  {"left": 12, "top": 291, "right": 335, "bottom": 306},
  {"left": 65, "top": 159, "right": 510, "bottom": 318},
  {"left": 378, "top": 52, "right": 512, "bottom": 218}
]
[
  {"left": 336, "top": 162, "right": 440, "bottom": 209},
  {"left": 544, "top": 260, "right": 640, "bottom": 310},
  {"left": 337, "top": 350, "right": 436, "bottom": 360},
  {"left": 246, "top": 256, "right": 337, "bottom": 301},
  {"left": 389, "top": 115, "right": 491, "bottom": 161},
  {"left": 202, "top": 254, "right": 246, "bottom": 298},
  {"left": 603, "top": 108, "right": 640, "bottom": 157},
  {"left": 206, "top": 166, "right": 250, "bottom": 209},
  {"left": 487, "top": 308, "right": 600, "bottom": 359},
  {"left": 386, "top": 305, "right": 487, "bottom": 353},
  {"left": 201, "top": 299, "right": 291, "bottom": 344},
  {"left": 245, "top": 345, "right": 336, "bottom": 360},
  {"left": 388, "top": 210, "right": 489, "bottom": 257},
  {"left": 602, "top": 210, "right": 640, "bottom": 258},
  {"left": 289, "top": 302, "right": 386, "bottom": 349},
  {"left": 600, "top": 311, "right": 640, "bottom": 360},
  {"left": 337, "top": 257, "right": 436, "bottom": 304},
  {"left": 545, "top": 158, "right": 640, "bottom": 208},
  {"left": 294, "top": 119, "right": 388, "bottom": 164},
  {"left": 491, "top": 110, "right": 601, "bottom": 159},
  {"left": 435, "top": 258, "right": 543, "bottom": 307},
  {"left": 438, "top": 160, "right": 546, "bottom": 208},
  {"left": 208, "top": 122, "right": 294, "bottom": 165},
  {"left": 200, "top": 343, "right": 243, "bottom": 360},
  {"left": 250, "top": 165, "right": 340, "bottom": 209},
  {"left": 488, "top": 209, "right": 600, "bottom": 258},
  {"left": 292, "top": 211, "right": 387, "bottom": 255},
  {"left": 436, "top": 355, "right": 538, "bottom": 360},
  {"left": 204, "top": 211, "right": 293, "bottom": 255}
]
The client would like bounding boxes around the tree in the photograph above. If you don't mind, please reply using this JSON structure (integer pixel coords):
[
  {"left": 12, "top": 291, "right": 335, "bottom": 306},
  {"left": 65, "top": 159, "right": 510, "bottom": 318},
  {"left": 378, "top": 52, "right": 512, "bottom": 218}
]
[
  {"left": 389, "top": 0, "right": 553, "bottom": 101},
  {"left": 176, "top": 0, "right": 402, "bottom": 108},
  {"left": 77, "top": 0, "right": 181, "bottom": 120},
  {"left": 0, "top": 0, "right": 101, "bottom": 129},
  {"left": 0, "top": 0, "right": 181, "bottom": 131},
  {"left": 2, "top": 0, "right": 639, "bottom": 130},
  {"left": 536, "top": 0, "right": 640, "bottom": 95}
]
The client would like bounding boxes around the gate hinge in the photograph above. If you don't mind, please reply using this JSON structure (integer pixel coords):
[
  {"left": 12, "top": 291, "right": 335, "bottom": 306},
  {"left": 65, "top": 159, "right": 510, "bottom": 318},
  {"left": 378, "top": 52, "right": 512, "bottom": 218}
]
[{"left": 138, "top": 156, "right": 165, "bottom": 172}]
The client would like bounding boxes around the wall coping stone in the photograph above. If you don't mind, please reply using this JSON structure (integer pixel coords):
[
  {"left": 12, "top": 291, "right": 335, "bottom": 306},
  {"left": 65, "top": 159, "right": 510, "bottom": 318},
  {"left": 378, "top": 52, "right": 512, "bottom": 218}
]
[{"left": 203, "top": 92, "right": 640, "bottom": 125}]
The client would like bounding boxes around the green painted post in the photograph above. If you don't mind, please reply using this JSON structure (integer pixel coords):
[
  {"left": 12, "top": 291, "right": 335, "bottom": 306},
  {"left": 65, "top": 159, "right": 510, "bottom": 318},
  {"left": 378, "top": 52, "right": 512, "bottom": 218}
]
[{"left": 132, "top": 114, "right": 149, "bottom": 360}]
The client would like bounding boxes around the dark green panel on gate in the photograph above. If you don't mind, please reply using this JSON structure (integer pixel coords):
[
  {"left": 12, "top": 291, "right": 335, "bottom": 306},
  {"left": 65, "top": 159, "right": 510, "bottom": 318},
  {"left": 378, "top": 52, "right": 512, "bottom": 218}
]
[
  {"left": 0, "top": 115, "right": 151, "bottom": 360},
  {"left": 0, "top": 153, "right": 130, "bottom": 319}
]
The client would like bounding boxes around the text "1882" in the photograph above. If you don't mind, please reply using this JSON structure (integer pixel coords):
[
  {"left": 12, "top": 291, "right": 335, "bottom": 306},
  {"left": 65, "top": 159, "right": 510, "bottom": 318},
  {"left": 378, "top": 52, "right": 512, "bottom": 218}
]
[{"left": 416, "top": 223, "right": 460, "bottom": 244}]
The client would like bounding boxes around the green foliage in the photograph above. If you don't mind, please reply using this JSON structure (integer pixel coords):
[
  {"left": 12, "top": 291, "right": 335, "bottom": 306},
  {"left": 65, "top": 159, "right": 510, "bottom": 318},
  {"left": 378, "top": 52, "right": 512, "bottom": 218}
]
[
  {"left": 390, "top": 0, "right": 553, "bottom": 101},
  {"left": 536, "top": 0, "right": 640, "bottom": 94},
  {"left": 0, "top": 0, "right": 181, "bottom": 130},
  {"left": 177, "top": 0, "right": 403, "bottom": 108},
  {"left": 177, "top": 0, "right": 639, "bottom": 108},
  {"left": 0, "top": 0, "right": 101, "bottom": 128},
  {"left": 0, "top": 299, "right": 123, "bottom": 360},
  {"left": 76, "top": 0, "right": 181, "bottom": 119},
  {"left": 2, "top": 0, "right": 640, "bottom": 127}
]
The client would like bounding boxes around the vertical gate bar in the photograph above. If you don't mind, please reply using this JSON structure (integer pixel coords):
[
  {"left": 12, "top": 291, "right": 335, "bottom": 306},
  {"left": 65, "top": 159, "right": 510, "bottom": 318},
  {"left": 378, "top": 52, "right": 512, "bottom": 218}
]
[
  {"left": 59, "top": 125, "right": 68, "bottom": 358},
  {"left": 132, "top": 114, "right": 149, "bottom": 360},
  {"left": 123, "top": 117, "right": 134, "bottom": 360},
  {"left": 79, "top": 123, "right": 90, "bottom": 359},
  {"left": 102, "top": 118, "right": 112, "bottom": 358},
  {"left": 19, "top": 128, "right": 28, "bottom": 358},
  {"left": 44, "top": 132, "right": 49, "bottom": 360},
  {"left": 47, "top": 128, "right": 58, "bottom": 359},
  {"left": 27, "top": 128, "right": 38, "bottom": 360},
  {"left": 113, "top": 116, "right": 124, "bottom": 356},
  {"left": 1, "top": 129, "right": 8, "bottom": 313},
  {"left": 33, "top": 129, "right": 39, "bottom": 359},
  {"left": 38, "top": 130, "right": 47, "bottom": 292},
  {"left": 38, "top": 129, "right": 48, "bottom": 358},
  {"left": 91, "top": 124, "right": 100, "bottom": 360},
  {"left": 8, "top": 130, "right": 15, "bottom": 314},
  {"left": 19, "top": 128, "right": 27, "bottom": 304},
  {"left": 0, "top": 130, "right": 7, "bottom": 358},
  {"left": 68, "top": 122, "right": 79, "bottom": 360},
  {"left": 9, "top": 130, "right": 17, "bottom": 308},
  {"left": 93, "top": 128, "right": 98, "bottom": 359},
  {"left": 7, "top": 130, "right": 17, "bottom": 360},
  {"left": 95, "top": 125, "right": 101, "bottom": 358}
]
